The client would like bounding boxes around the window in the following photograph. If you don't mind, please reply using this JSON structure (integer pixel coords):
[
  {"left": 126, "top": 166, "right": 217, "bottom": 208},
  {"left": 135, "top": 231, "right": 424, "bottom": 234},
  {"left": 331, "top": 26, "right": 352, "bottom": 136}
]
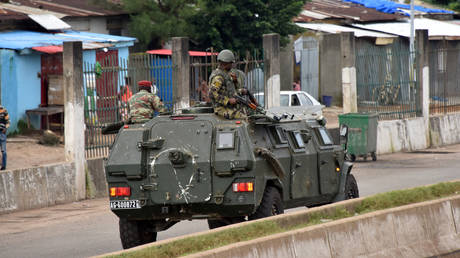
[
  {"left": 268, "top": 126, "right": 287, "bottom": 145},
  {"left": 298, "top": 93, "right": 313, "bottom": 106},
  {"left": 293, "top": 132, "right": 305, "bottom": 148},
  {"left": 317, "top": 127, "right": 333, "bottom": 145},
  {"left": 291, "top": 95, "right": 301, "bottom": 106},
  {"left": 280, "top": 94, "right": 289, "bottom": 106},
  {"left": 217, "top": 132, "right": 234, "bottom": 149}
]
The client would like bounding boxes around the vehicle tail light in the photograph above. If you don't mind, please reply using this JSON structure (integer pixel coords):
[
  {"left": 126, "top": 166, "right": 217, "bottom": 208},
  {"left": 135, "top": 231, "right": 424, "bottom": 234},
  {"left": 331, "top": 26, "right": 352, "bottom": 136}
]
[
  {"left": 232, "top": 182, "right": 254, "bottom": 192},
  {"left": 170, "top": 116, "right": 196, "bottom": 120},
  {"left": 110, "top": 187, "right": 131, "bottom": 197}
]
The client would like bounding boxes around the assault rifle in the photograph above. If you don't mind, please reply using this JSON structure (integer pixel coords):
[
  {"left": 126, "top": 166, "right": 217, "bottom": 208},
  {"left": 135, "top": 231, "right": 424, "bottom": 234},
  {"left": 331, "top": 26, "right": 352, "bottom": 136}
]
[{"left": 234, "top": 95, "right": 266, "bottom": 115}]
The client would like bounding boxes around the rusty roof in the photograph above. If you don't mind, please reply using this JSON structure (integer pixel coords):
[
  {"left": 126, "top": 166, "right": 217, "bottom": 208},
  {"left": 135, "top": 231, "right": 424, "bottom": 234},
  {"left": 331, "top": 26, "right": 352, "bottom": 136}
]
[
  {"left": 0, "top": 0, "right": 125, "bottom": 20},
  {"left": 294, "top": 0, "right": 403, "bottom": 23}
]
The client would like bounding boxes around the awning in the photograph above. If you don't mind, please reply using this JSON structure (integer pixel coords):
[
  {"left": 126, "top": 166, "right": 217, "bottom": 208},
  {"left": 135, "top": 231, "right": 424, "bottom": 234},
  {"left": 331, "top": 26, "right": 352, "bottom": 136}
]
[
  {"left": 146, "top": 49, "right": 217, "bottom": 57},
  {"left": 32, "top": 42, "right": 114, "bottom": 54},
  {"left": 32, "top": 45, "right": 62, "bottom": 54}
]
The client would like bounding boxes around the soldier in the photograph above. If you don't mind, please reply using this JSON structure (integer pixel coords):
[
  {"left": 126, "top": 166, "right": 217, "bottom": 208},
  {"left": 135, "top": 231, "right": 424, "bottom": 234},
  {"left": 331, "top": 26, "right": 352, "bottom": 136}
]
[
  {"left": 0, "top": 105, "right": 9, "bottom": 170},
  {"left": 209, "top": 49, "right": 248, "bottom": 119},
  {"left": 128, "top": 80, "right": 164, "bottom": 123}
]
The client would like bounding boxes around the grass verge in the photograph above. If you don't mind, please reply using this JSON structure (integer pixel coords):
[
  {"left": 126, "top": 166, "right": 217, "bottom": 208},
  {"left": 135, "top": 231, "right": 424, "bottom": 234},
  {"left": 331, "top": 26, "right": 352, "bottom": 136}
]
[{"left": 107, "top": 181, "right": 460, "bottom": 258}]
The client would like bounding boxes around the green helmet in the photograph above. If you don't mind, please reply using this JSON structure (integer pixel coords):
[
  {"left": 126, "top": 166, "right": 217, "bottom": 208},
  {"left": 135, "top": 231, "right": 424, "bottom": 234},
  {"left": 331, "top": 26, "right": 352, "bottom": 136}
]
[{"left": 217, "top": 49, "right": 235, "bottom": 63}]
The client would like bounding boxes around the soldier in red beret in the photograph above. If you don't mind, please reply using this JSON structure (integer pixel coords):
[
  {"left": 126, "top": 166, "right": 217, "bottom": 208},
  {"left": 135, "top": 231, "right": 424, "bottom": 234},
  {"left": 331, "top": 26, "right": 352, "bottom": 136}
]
[{"left": 127, "top": 80, "right": 164, "bottom": 123}]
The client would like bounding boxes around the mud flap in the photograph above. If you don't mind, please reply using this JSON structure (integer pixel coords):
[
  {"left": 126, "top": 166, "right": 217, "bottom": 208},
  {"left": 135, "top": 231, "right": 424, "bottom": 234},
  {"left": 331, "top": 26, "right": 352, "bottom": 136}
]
[{"left": 332, "top": 161, "right": 353, "bottom": 202}]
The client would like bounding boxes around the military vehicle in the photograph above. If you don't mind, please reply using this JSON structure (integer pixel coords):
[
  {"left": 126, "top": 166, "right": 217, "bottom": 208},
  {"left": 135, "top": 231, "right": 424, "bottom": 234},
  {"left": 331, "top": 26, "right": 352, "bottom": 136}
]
[{"left": 104, "top": 104, "right": 358, "bottom": 249}]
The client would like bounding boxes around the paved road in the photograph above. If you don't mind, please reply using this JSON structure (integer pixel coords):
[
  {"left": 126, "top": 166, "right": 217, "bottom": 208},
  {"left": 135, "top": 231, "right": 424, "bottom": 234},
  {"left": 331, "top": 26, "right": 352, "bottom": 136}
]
[{"left": 1, "top": 144, "right": 460, "bottom": 258}]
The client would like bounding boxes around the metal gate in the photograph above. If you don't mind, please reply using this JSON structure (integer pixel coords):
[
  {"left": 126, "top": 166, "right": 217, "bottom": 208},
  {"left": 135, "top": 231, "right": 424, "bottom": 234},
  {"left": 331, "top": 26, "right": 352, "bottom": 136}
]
[
  {"left": 429, "top": 43, "right": 460, "bottom": 114},
  {"left": 83, "top": 54, "right": 173, "bottom": 158},
  {"left": 356, "top": 39, "right": 418, "bottom": 120},
  {"left": 296, "top": 37, "right": 319, "bottom": 99}
]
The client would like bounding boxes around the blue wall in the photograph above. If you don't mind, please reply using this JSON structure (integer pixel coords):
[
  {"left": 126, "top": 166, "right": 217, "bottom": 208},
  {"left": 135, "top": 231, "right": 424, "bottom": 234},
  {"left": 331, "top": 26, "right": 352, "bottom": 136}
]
[
  {"left": 1, "top": 50, "right": 18, "bottom": 133},
  {"left": 16, "top": 52, "right": 41, "bottom": 131},
  {"left": 1, "top": 50, "right": 41, "bottom": 132},
  {"left": 1, "top": 47, "right": 129, "bottom": 133}
]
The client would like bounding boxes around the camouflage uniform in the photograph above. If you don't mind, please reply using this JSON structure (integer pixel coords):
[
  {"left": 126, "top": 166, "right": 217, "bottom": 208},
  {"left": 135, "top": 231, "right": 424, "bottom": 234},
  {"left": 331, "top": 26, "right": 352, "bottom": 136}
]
[
  {"left": 0, "top": 106, "right": 9, "bottom": 170},
  {"left": 230, "top": 68, "right": 246, "bottom": 92},
  {"left": 128, "top": 89, "right": 164, "bottom": 123},
  {"left": 209, "top": 68, "right": 246, "bottom": 119}
]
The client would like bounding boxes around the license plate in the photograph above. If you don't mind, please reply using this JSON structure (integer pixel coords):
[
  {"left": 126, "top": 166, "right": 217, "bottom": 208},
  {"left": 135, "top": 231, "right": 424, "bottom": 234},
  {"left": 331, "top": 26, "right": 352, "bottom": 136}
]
[{"left": 110, "top": 200, "right": 141, "bottom": 209}]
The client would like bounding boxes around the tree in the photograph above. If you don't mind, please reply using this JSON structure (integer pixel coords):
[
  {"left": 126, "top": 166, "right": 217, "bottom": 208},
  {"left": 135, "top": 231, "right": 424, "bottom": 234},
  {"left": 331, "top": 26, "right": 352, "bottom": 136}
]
[
  {"left": 188, "top": 0, "right": 307, "bottom": 53},
  {"left": 121, "top": 0, "right": 196, "bottom": 49},
  {"left": 96, "top": 0, "right": 307, "bottom": 52},
  {"left": 422, "top": 0, "right": 460, "bottom": 11}
]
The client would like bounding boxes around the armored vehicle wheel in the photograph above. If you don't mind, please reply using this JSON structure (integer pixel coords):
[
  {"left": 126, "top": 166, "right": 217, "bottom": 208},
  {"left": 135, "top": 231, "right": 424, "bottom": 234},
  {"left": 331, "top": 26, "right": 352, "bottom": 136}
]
[
  {"left": 345, "top": 174, "right": 359, "bottom": 199},
  {"left": 350, "top": 154, "right": 356, "bottom": 162},
  {"left": 119, "top": 218, "right": 157, "bottom": 249},
  {"left": 249, "top": 186, "right": 284, "bottom": 220},
  {"left": 207, "top": 217, "right": 246, "bottom": 229},
  {"left": 371, "top": 152, "right": 377, "bottom": 161}
]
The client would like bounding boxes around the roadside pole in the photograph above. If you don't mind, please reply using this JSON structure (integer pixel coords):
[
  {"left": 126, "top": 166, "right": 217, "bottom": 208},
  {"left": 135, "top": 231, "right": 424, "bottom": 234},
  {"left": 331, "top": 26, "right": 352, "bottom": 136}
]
[
  {"left": 416, "top": 29, "right": 429, "bottom": 120},
  {"left": 341, "top": 32, "right": 357, "bottom": 113},
  {"left": 263, "top": 33, "right": 281, "bottom": 108},
  {"left": 63, "top": 41, "right": 86, "bottom": 200},
  {"left": 172, "top": 37, "right": 190, "bottom": 111}
]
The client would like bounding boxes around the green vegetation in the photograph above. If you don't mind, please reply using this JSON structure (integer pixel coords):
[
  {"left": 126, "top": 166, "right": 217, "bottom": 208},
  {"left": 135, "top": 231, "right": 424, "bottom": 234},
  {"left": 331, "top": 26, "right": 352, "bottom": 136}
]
[
  {"left": 422, "top": 0, "right": 460, "bottom": 11},
  {"left": 95, "top": 0, "right": 308, "bottom": 52},
  {"left": 105, "top": 181, "right": 460, "bottom": 258}
]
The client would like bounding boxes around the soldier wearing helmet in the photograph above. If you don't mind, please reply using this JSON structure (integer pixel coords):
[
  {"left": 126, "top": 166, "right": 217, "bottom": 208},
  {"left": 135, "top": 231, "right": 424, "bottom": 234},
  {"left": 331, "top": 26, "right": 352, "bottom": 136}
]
[
  {"left": 128, "top": 80, "right": 165, "bottom": 123},
  {"left": 208, "top": 49, "right": 248, "bottom": 119}
]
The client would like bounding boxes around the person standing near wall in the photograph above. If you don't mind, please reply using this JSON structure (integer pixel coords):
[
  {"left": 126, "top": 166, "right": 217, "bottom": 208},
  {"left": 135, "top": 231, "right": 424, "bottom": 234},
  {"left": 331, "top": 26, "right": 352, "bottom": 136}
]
[{"left": 0, "top": 105, "right": 9, "bottom": 170}]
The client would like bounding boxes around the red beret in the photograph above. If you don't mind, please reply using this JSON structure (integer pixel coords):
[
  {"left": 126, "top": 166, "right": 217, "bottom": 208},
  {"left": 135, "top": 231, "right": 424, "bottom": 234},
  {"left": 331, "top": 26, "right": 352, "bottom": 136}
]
[{"left": 138, "top": 80, "right": 152, "bottom": 87}]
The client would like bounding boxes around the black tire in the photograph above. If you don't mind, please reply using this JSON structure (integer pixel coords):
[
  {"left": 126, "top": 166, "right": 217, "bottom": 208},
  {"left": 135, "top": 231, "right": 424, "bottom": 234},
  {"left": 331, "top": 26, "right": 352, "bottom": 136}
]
[
  {"left": 350, "top": 154, "right": 356, "bottom": 162},
  {"left": 345, "top": 174, "right": 359, "bottom": 200},
  {"left": 207, "top": 217, "right": 245, "bottom": 229},
  {"left": 119, "top": 218, "right": 157, "bottom": 249},
  {"left": 249, "top": 185, "right": 284, "bottom": 220},
  {"left": 371, "top": 152, "right": 377, "bottom": 161}
]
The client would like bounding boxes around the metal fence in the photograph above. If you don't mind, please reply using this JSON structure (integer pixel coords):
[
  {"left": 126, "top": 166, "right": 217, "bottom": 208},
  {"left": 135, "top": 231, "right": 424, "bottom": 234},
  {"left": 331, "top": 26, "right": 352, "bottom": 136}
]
[
  {"left": 190, "top": 49, "right": 264, "bottom": 104},
  {"left": 84, "top": 50, "right": 262, "bottom": 158},
  {"left": 429, "top": 46, "right": 460, "bottom": 114},
  {"left": 356, "top": 40, "right": 418, "bottom": 120},
  {"left": 83, "top": 54, "right": 173, "bottom": 158}
]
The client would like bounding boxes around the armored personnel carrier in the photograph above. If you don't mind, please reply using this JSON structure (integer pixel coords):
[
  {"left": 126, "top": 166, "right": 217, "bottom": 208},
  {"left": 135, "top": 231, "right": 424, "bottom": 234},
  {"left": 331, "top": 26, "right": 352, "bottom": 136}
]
[{"left": 104, "top": 105, "right": 358, "bottom": 249}]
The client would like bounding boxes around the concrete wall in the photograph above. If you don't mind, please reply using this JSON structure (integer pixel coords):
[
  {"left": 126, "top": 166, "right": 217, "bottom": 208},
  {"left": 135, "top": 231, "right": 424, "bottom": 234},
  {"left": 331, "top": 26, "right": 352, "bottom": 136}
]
[
  {"left": 375, "top": 113, "right": 460, "bottom": 154},
  {"left": 0, "top": 162, "right": 76, "bottom": 214},
  {"left": 319, "top": 34, "right": 342, "bottom": 106},
  {"left": 185, "top": 195, "right": 460, "bottom": 258},
  {"left": 0, "top": 158, "right": 107, "bottom": 214}
]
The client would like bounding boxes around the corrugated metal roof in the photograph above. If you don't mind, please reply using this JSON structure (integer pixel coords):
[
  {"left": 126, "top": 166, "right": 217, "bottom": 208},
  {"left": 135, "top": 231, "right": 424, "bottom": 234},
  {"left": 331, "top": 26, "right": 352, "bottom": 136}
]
[
  {"left": 343, "top": 0, "right": 454, "bottom": 16},
  {"left": 0, "top": 0, "right": 125, "bottom": 18},
  {"left": 296, "top": 23, "right": 397, "bottom": 38},
  {"left": 352, "top": 18, "right": 460, "bottom": 40},
  {"left": 294, "top": 0, "right": 402, "bottom": 23},
  {"left": 0, "top": 30, "right": 136, "bottom": 50},
  {"left": 28, "top": 14, "right": 71, "bottom": 30}
]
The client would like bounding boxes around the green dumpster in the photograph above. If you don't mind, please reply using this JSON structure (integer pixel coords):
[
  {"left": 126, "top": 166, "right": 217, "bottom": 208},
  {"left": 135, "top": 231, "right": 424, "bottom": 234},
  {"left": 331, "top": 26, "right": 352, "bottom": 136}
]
[{"left": 338, "top": 113, "right": 378, "bottom": 161}]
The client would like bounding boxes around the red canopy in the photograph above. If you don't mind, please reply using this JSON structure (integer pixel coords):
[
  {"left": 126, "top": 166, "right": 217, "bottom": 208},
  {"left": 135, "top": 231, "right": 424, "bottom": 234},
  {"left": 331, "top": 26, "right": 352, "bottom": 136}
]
[
  {"left": 146, "top": 49, "right": 217, "bottom": 57},
  {"left": 32, "top": 46, "right": 63, "bottom": 54}
]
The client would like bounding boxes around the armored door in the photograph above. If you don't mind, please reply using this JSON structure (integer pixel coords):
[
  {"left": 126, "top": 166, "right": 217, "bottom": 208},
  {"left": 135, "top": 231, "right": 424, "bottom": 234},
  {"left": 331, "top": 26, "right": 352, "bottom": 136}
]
[
  {"left": 314, "top": 127, "right": 340, "bottom": 195},
  {"left": 286, "top": 129, "right": 319, "bottom": 199}
]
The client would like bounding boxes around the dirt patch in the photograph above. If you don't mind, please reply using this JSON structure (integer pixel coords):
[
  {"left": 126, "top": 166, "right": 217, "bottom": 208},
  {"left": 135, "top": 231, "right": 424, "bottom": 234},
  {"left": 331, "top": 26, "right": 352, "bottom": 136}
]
[
  {"left": 5, "top": 132, "right": 66, "bottom": 171},
  {"left": 323, "top": 106, "right": 343, "bottom": 129}
]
